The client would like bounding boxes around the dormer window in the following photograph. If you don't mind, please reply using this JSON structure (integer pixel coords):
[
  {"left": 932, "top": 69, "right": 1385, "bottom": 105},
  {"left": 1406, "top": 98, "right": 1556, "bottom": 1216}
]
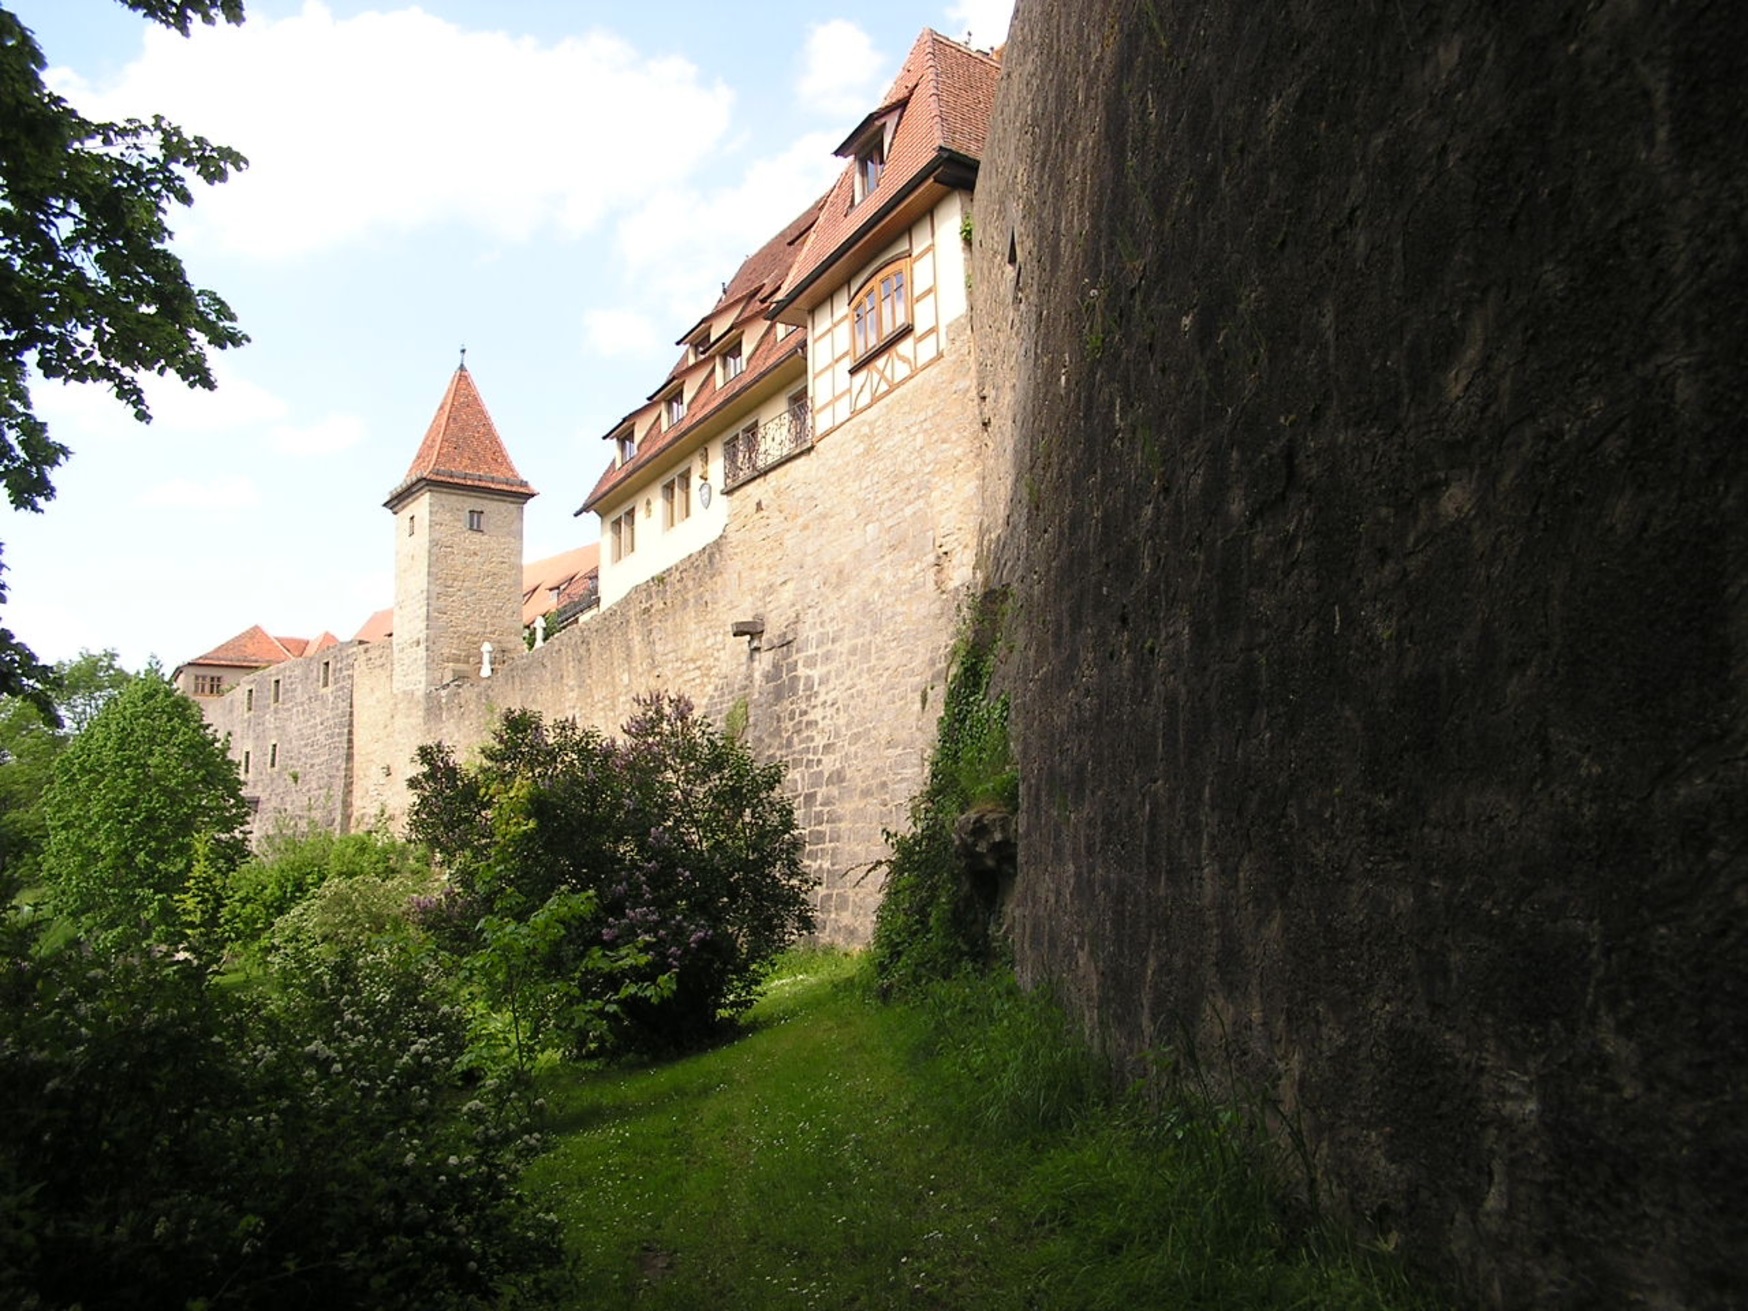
[
  {"left": 721, "top": 338, "right": 744, "bottom": 383},
  {"left": 690, "top": 330, "right": 711, "bottom": 362},
  {"left": 857, "top": 139, "right": 885, "bottom": 201},
  {"left": 664, "top": 390, "right": 687, "bottom": 429},
  {"left": 616, "top": 429, "right": 637, "bottom": 466},
  {"left": 840, "top": 103, "right": 902, "bottom": 206}
]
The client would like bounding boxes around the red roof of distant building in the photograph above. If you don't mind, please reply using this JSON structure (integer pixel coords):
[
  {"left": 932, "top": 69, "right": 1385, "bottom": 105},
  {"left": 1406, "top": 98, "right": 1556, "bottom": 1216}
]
[
  {"left": 354, "top": 607, "right": 393, "bottom": 644},
  {"left": 184, "top": 624, "right": 304, "bottom": 670},
  {"left": 521, "top": 544, "right": 600, "bottom": 625},
  {"left": 386, "top": 364, "right": 535, "bottom": 508}
]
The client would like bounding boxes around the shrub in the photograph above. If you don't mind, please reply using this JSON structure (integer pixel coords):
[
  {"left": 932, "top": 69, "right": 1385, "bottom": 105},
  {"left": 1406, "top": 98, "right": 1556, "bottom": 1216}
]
[
  {"left": 0, "top": 914, "right": 561, "bottom": 1310},
  {"left": 871, "top": 594, "right": 1016, "bottom": 992},
  {"left": 223, "top": 825, "right": 432, "bottom": 959},
  {"left": 407, "top": 693, "right": 815, "bottom": 1058}
]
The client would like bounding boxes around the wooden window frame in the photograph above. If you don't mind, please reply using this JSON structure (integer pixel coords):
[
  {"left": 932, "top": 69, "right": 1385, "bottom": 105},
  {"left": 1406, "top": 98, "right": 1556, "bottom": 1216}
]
[
  {"left": 849, "top": 256, "right": 912, "bottom": 364},
  {"left": 610, "top": 507, "right": 637, "bottom": 562},
  {"left": 720, "top": 338, "right": 745, "bottom": 383},
  {"left": 467, "top": 508, "right": 484, "bottom": 532},
  {"left": 662, "top": 471, "right": 691, "bottom": 529}
]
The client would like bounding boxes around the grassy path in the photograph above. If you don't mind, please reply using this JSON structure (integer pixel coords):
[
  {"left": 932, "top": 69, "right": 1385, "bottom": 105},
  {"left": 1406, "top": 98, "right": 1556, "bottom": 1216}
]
[{"left": 524, "top": 953, "right": 1441, "bottom": 1309}]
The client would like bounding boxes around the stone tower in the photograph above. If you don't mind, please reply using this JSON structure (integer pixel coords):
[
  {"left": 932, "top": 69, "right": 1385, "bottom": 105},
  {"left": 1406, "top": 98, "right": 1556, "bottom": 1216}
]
[{"left": 384, "top": 364, "right": 535, "bottom": 693}]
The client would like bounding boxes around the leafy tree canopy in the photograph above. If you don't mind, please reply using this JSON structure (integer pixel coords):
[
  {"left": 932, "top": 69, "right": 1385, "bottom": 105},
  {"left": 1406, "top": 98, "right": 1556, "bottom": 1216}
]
[
  {"left": 41, "top": 667, "right": 248, "bottom": 942},
  {"left": 0, "top": 0, "right": 248, "bottom": 706},
  {"left": 0, "top": 647, "right": 131, "bottom": 890}
]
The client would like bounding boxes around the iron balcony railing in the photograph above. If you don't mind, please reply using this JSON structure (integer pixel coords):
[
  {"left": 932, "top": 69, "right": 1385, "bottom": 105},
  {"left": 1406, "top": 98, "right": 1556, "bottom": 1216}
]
[{"left": 723, "top": 404, "right": 812, "bottom": 491}]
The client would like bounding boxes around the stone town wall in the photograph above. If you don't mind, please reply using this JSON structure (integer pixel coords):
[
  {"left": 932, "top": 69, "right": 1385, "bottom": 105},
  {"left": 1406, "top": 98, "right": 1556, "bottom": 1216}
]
[
  {"left": 203, "top": 643, "right": 356, "bottom": 841},
  {"left": 971, "top": 1, "right": 1747, "bottom": 1305},
  {"left": 222, "top": 334, "right": 984, "bottom": 945}
]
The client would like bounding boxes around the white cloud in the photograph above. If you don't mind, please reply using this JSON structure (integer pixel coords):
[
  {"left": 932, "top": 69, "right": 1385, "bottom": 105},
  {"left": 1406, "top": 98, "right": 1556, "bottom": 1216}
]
[
  {"left": 609, "top": 130, "right": 842, "bottom": 325},
  {"left": 270, "top": 413, "right": 367, "bottom": 457},
  {"left": 945, "top": 0, "right": 1015, "bottom": 47},
  {"left": 582, "top": 308, "right": 664, "bottom": 360},
  {"left": 30, "top": 357, "right": 287, "bottom": 443},
  {"left": 136, "top": 475, "right": 261, "bottom": 510},
  {"left": 48, "top": 1, "right": 736, "bottom": 259},
  {"left": 796, "top": 20, "right": 884, "bottom": 120}
]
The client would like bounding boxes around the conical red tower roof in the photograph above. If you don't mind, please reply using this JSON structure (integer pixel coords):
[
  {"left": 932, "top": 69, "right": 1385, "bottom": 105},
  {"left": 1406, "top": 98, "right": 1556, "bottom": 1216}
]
[{"left": 385, "top": 364, "right": 535, "bottom": 508}]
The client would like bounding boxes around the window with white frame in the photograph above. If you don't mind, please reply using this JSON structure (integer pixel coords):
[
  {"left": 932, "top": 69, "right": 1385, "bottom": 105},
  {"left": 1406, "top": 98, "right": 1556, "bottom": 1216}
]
[
  {"left": 720, "top": 338, "right": 744, "bottom": 383},
  {"left": 664, "top": 389, "right": 687, "bottom": 429},
  {"left": 467, "top": 509, "right": 484, "bottom": 532}
]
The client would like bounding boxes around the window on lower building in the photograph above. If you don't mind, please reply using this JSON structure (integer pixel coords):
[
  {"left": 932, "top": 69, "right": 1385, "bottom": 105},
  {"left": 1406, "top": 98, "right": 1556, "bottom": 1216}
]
[
  {"left": 720, "top": 339, "right": 744, "bottom": 383},
  {"left": 664, "top": 390, "right": 687, "bottom": 429},
  {"left": 616, "top": 429, "right": 637, "bottom": 466},
  {"left": 269, "top": 742, "right": 279, "bottom": 769},
  {"left": 610, "top": 508, "right": 636, "bottom": 562},
  {"left": 663, "top": 471, "right": 691, "bottom": 529},
  {"left": 851, "top": 257, "right": 911, "bottom": 362},
  {"left": 245, "top": 687, "right": 254, "bottom": 713},
  {"left": 408, "top": 515, "right": 416, "bottom": 537},
  {"left": 192, "top": 673, "right": 224, "bottom": 697},
  {"left": 320, "top": 660, "right": 332, "bottom": 689},
  {"left": 467, "top": 509, "right": 484, "bottom": 532},
  {"left": 242, "top": 749, "right": 251, "bottom": 777},
  {"left": 271, "top": 678, "right": 282, "bottom": 706}
]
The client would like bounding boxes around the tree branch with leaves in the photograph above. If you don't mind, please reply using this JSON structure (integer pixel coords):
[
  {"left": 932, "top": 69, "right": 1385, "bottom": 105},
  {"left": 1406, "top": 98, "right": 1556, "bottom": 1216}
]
[{"left": 0, "top": 0, "right": 248, "bottom": 705}]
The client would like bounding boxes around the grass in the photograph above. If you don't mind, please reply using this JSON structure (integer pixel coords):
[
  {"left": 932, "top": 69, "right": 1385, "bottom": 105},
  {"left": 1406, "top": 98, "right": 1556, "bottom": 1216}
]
[{"left": 522, "top": 951, "right": 1443, "bottom": 1309}]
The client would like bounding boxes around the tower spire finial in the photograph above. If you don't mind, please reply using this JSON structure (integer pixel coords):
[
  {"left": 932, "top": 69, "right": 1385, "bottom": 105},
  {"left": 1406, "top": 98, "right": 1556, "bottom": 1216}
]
[{"left": 458, "top": 343, "right": 467, "bottom": 371}]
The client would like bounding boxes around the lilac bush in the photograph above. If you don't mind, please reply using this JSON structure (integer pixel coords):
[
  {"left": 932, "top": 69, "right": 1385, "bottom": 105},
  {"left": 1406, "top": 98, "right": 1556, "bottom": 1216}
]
[{"left": 407, "top": 693, "right": 815, "bottom": 1056}]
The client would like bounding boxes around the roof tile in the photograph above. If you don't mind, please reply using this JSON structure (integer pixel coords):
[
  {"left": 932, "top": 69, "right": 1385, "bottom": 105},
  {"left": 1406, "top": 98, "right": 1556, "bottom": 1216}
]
[
  {"left": 779, "top": 31, "right": 1000, "bottom": 307},
  {"left": 386, "top": 365, "right": 535, "bottom": 507}
]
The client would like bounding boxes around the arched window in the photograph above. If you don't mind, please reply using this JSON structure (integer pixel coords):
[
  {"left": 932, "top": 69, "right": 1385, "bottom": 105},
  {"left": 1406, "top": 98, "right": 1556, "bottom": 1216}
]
[{"left": 850, "top": 257, "right": 911, "bottom": 362}]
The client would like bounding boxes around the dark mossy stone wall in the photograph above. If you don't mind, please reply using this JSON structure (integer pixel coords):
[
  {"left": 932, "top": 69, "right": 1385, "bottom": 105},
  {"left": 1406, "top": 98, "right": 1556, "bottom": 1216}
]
[{"left": 973, "top": 1, "right": 1745, "bottom": 1304}]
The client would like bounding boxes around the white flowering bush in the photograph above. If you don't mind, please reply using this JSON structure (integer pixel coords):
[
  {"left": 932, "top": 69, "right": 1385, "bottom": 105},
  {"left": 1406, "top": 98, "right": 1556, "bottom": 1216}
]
[{"left": 0, "top": 913, "right": 563, "bottom": 1310}]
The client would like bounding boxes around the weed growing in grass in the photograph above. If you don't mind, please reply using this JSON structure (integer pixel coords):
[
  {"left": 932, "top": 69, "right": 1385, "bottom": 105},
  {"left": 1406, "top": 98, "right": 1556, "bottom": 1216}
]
[{"left": 872, "top": 592, "right": 1016, "bottom": 993}]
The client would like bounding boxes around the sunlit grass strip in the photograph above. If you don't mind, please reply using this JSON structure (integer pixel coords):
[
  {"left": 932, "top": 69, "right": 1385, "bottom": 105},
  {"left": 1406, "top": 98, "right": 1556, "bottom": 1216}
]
[{"left": 524, "top": 951, "right": 1444, "bottom": 1310}]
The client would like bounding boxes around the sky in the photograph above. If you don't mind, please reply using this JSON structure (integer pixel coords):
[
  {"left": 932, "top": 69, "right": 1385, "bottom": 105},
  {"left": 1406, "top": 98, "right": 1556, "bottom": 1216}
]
[{"left": 1, "top": 0, "right": 1014, "bottom": 673}]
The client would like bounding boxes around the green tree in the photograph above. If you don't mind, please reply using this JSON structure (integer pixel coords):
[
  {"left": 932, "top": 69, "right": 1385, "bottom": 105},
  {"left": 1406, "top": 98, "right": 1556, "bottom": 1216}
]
[
  {"left": 41, "top": 668, "right": 248, "bottom": 943},
  {"left": 0, "top": 647, "right": 131, "bottom": 891},
  {"left": 0, "top": 0, "right": 248, "bottom": 705}
]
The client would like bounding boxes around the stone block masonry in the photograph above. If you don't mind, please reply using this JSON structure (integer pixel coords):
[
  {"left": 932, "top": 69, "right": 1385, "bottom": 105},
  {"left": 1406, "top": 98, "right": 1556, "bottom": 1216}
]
[
  {"left": 216, "top": 335, "right": 985, "bottom": 946},
  {"left": 973, "top": 1, "right": 1748, "bottom": 1305},
  {"left": 203, "top": 642, "right": 356, "bottom": 839}
]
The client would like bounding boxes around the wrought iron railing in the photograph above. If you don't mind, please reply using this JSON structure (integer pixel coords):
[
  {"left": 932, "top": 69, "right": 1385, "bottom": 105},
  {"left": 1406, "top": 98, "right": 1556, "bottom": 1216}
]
[{"left": 723, "top": 405, "right": 812, "bottom": 491}]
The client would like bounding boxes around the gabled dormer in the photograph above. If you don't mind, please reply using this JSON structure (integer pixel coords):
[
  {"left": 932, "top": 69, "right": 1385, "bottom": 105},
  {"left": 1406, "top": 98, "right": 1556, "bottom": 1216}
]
[
  {"left": 578, "top": 198, "right": 824, "bottom": 610},
  {"left": 770, "top": 31, "right": 1000, "bottom": 434}
]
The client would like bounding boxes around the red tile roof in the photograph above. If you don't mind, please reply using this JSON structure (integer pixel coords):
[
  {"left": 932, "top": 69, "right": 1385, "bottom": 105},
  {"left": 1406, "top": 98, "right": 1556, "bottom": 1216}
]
[
  {"left": 578, "top": 197, "right": 822, "bottom": 515},
  {"left": 184, "top": 624, "right": 304, "bottom": 670},
  {"left": 521, "top": 544, "right": 599, "bottom": 625},
  {"left": 353, "top": 607, "right": 393, "bottom": 643},
  {"left": 776, "top": 30, "right": 1000, "bottom": 313},
  {"left": 386, "top": 365, "right": 535, "bottom": 508}
]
